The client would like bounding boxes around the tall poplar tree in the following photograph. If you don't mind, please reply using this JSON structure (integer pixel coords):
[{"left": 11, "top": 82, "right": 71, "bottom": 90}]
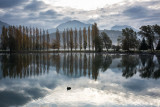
[
  {"left": 91, "top": 24, "right": 95, "bottom": 50},
  {"left": 74, "top": 28, "right": 78, "bottom": 50},
  {"left": 1, "top": 26, "right": 8, "bottom": 50},
  {"left": 79, "top": 28, "right": 82, "bottom": 51},
  {"left": 88, "top": 26, "right": 91, "bottom": 51},
  {"left": 29, "top": 27, "right": 32, "bottom": 50},
  {"left": 47, "top": 30, "right": 50, "bottom": 51},
  {"left": 8, "top": 26, "right": 15, "bottom": 52},
  {"left": 66, "top": 29, "right": 69, "bottom": 50},
  {"left": 70, "top": 28, "right": 74, "bottom": 51},
  {"left": 43, "top": 29, "right": 45, "bottom": 50},
  {"left": 40, "top": 29, "right": 42, "bottom": 51},
  {"left": 62, "top": 29, "right": 66, "bottom": 50},
  {"left": 23, "top": 26, "right": 26, "bottom": 50},
  {"left": 33, "top": 27, "right": 36, "bottom": 50},
  {"left": 56, "top": 29, "right": 60, "bottom": 50},
  {"left": 26, "top": 26, "right": 29, "bottom": 50},
  {"left": 36, "top": 28, "right": 39, "bottom": 50},
  {"left": 83, "top": 27, "right": 87, "bottom": 50},
  {"left": 18, "top": 25, "right": 22, "bottom": 51}
]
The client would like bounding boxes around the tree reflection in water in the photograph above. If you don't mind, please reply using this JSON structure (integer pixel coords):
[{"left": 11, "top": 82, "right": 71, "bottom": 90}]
[
  {"left": 1, "top": 53, "right": 160, "bottom": 80},
  {"left": 119, "top": 55, "right": 139, "bottom": 78}
]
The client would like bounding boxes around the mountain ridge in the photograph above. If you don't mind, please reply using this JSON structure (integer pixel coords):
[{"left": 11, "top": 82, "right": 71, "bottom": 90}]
[
  {"left": 0, "top": 20, "right": 9, "bottom": 34},
  {"left": 48, "top": 20, "right": 92, "bottom": 33},
  {"left": 111, "top": 25, "right": 138, "bottom": 31}
]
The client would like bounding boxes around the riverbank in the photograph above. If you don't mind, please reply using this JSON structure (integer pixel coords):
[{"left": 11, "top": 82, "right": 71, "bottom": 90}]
[{"left": 0, "top": 50, "right": 160, "bottom": 55}]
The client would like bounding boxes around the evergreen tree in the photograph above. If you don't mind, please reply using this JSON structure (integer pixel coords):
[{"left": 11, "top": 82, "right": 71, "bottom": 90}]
[
  {"left": 139, "top": 25, "right": 154, "bottom": 51},
  {"left": 139, "top": 38, "right": 148, "bottom": 50}
]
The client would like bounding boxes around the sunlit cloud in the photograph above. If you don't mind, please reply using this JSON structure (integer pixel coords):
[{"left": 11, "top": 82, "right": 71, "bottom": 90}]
[
  {"left": 42, "top": 0, "right": 124, "bottom": 11},
  {"left": 0, "top": 0, "right": 160, "bottom": 30}
]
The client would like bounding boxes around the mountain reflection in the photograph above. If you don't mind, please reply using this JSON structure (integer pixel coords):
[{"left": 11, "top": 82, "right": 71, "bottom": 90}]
[{"left": 1, "top": 53, "right": 160, "bottom": 79}]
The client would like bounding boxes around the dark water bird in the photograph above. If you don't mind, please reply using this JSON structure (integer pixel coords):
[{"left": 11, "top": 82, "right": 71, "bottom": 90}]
[{"left": 67, "top": 87, "right": 71, "bottom": 91}]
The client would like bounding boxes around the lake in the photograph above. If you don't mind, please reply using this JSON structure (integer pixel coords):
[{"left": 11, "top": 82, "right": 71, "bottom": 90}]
[{"left": 0, "top": 53, "right": 160, "bottom": 107}]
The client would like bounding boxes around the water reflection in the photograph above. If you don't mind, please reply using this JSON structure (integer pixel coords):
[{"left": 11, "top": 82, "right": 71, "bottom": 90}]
[
  {"left": 0, "top": 53, "right": 160, "bottom": 107},
  {"left": 1, "top": 54, "right": 50, "bottom": 78},
  {"left": 118, "top": 55, "right": 139, "bottom": 78},
  {"left": 1, "top": 53, "right": 160, "bottom": 79}
]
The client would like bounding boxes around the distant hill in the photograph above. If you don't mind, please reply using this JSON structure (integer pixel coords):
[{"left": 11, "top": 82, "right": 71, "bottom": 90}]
[
  {"left": 100, "top": 29, "right": 122, "bottom": 45},
  {"left": 49, "top": 20, "right": 122, "bottom": 45},
  {"left": 111, "top": 25, "right": 137, "bottom": 31},
  {"left": 57, "top": 20, "right": 91, "bottom": 31},
  {"left": 49, "top": 29, "right": 122, "bottom": 45},
  {"left": 48, "top": 20, "right": 91, "bottom": 33},
  {"left": 0, "top": 20, "right": 9, "bottom": 34}
]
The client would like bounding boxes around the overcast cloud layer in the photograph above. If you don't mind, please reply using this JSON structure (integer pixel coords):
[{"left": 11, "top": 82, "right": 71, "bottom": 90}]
[{"left": 0, "top": 0, "right": 160, "bottom": 30}]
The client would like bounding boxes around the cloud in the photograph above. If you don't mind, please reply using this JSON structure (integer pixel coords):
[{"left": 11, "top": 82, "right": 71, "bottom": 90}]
[
  {"left": 123, "top": 6, "right": 148, "bottom": 19},
  {"left": 123, "top": 5, "right": 160, "bottom": 20},
  {"left": 0, "top": 0, "right": 160, "bottom": 30},
  {"left": 0, "top": 0, "right": 27, "bottom": 8},
  {"left": 24, "top": 0, "right": 47, "bottom": 11},
  {"left": 39, "top": 10, "right": 61, "bottom": 18}
]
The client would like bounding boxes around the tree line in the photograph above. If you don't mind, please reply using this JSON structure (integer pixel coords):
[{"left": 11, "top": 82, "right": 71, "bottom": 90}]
[
  {"left": 1, "top": 25, "right": 50, "bottom": 52},
  {"left": 52, "top": 23, "right": 105, "bottom": 52},
  {"left": 120, "top": 24, "right": 160, "bottom": 51},
  {"left": 53, "top": 24, "right": 160, "bottom": 52},
  {"left": 1, "top": 23, "right": 160, "bottom": 52}
]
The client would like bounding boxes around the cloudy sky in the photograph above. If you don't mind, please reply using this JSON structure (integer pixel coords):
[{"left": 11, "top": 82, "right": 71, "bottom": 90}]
[{"left": 0, "top": 0, "right": 160, "bottom": 30}]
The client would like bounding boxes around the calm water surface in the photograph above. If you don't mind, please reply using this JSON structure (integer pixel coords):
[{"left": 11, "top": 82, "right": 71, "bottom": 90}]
[{"left": 0, "top": 53, "right": 160, "bottom": 107}]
